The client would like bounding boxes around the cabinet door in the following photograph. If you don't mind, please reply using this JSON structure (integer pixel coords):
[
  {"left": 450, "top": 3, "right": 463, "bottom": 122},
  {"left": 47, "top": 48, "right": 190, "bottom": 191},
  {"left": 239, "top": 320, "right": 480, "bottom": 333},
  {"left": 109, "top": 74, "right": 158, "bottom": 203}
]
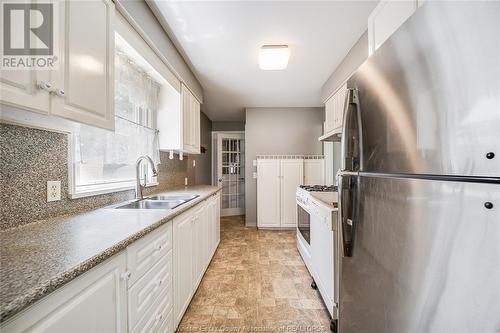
[
  {"left": 280, "top": 160, "right": 303, "bottom": 228},
  {"left": 1, "top": 252, "right": 127, "bottom": 332},
  {"left": 324, "top": 97, "right": 335, "bottom": 134},
  {"left": 333, "top": 83, "right": 347, "bottom": 131},
  {"left": 257, "top": 159, "right": 281, "bottom": 228},
  {"left": 0, "top": 69, "right": 50, "bottom": 114},
  {"left": 191, "top": 97, "right": 201, "bottom": 153},
  {"left": 368, "top": 0, "right": 417, "bottom": 55},
  {"left": 304, "top": 159, "right": 325, "bottom": 185},
  {"left": 182, "top": 85, "right": 192, "bottom": 150},
  {"left": 51, "top": 0, "right": 115, "bottom": 130},
  {"left": 215, "top": 194, "right": 221, "bottom": 246},
  {"left": 173, "top": 212, "right": 193, "bottom": 328},
  {"left": 191, "top": 206, "right": 205, "bottom": 290}
]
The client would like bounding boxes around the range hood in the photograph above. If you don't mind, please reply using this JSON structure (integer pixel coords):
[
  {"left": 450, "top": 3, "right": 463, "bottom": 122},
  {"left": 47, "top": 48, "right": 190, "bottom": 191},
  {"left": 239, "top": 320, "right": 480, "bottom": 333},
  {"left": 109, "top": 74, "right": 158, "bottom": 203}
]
[{"left": 318, "top": 129, "right": 342, "bottom": 142}]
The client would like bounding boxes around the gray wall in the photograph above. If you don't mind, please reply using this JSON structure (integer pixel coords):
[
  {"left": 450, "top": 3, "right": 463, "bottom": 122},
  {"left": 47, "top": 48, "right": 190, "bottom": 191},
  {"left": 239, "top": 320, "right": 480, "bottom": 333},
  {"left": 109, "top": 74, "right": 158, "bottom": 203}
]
[
  {"left": 194, "top": 112, "right": 213, "bottom": 185},
  {"left": 244, "top": 107, "right": 324, "bottom": 226},
  {"left": 117, "top": 0, "right": 203, "bottom": 101},
  {"left": 321, "top": 31, "right": 368, "bottom": 102},
  {"left": 212, "top": 121, "right": 245, "bottom": 132}
]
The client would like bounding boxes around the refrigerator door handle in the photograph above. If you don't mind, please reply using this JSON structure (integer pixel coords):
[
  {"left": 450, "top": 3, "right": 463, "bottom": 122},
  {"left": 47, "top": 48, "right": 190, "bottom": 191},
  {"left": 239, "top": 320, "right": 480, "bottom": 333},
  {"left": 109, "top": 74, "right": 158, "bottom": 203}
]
[
  {"left": 339, "top": 88, "right": 362, "bottom": 257},
  {"left": 340, "top": 89, "right": 362, "bottom": 173},
  {"left": 338, "top": 173, "right": 357, "bottom": 257}
]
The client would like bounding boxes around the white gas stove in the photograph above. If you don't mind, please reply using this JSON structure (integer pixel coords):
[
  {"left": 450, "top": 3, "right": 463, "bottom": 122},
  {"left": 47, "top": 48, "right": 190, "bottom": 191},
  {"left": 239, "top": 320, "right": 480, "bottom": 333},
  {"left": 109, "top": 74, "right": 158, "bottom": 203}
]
[{"left": 296, "top": 184, "right": 338, "bottom": 319}]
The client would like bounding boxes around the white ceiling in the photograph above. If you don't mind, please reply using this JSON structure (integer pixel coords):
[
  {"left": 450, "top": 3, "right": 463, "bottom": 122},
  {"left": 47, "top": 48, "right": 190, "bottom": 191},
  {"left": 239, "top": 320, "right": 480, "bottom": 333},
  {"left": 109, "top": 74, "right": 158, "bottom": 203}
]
[{"left": 150, "top": 1, "right": 378, "bottom": 121}]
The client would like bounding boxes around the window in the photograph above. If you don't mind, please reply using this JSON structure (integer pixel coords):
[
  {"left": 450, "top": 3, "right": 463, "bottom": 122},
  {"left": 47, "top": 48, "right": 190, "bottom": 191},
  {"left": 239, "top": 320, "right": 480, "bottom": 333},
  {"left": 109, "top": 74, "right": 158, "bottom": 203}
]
[{"left": 71, "top": 33, "right": 164, "bottom": 197}]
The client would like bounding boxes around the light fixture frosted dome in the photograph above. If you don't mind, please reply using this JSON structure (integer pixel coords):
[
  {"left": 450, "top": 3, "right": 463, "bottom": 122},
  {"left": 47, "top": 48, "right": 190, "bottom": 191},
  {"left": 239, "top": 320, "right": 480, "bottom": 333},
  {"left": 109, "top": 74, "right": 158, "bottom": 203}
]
[{"left": 259, "top": 45, "right": 290, "bottom": 70}]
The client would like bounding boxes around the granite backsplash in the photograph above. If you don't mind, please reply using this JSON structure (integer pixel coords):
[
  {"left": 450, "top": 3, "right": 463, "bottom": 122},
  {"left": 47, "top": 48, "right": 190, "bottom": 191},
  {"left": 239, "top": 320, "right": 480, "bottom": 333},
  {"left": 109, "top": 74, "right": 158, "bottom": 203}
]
[{"left": 0, "top": 123, "right": 196, "bottom": 230}]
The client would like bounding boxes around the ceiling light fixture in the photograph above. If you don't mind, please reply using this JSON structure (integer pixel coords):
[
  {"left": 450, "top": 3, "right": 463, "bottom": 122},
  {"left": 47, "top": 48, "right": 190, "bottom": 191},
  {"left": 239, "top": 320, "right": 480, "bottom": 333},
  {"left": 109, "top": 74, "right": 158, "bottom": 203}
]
[{"left": 259, "top": 45, "right": 290, "bottom": 70}]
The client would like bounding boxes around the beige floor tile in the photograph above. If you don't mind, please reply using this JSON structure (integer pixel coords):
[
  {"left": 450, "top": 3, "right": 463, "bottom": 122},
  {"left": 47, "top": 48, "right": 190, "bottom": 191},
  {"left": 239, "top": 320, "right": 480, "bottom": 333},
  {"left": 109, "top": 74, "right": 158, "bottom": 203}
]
[{"left": 176, "top": 215, "right": 331, "bottom": 332}]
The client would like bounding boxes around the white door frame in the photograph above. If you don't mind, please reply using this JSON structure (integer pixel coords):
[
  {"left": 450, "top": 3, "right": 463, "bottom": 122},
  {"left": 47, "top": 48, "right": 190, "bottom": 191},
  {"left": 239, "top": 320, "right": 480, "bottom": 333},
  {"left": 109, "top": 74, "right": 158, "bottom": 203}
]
[{"left": 212, "top": 131, "right": 245, "bottom": 216}]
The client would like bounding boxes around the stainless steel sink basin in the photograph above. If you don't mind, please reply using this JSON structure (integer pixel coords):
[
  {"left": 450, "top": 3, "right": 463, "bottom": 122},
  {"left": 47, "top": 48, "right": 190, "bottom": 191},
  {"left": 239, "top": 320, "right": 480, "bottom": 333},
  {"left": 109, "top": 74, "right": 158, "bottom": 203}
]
[
  {"left": 147, "top": 194, "right": 199, "bottom": 201},
  {"left": 115, "top": 194, "right": 199, "bottom": 210},
  {"left": 115, "top": 199, "right": 185, "bottom": 210}
]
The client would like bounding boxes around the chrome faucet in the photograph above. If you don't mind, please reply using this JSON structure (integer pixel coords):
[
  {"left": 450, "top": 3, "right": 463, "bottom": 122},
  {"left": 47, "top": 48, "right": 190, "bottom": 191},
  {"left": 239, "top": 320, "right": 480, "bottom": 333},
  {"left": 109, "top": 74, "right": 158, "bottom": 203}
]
[{"left": 135, "top": 155, "right": 158, "bottom": 200}]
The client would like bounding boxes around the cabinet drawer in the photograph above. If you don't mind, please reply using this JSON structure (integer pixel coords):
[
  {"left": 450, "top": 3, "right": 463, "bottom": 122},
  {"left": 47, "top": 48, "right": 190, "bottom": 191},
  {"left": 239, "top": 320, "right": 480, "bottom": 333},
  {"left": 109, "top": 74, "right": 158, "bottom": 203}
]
[
  {"left": 129, "top": 251, "right": 172, "bottom": 331},
  {"left": 156, "top": 308, "right": 173, "bottom": 333},
  {"left": 131, "top": 279, "right": 173, "bottom": 333},
  {"left": 127, "top": 222, "right": 172, "bottom": 286}
]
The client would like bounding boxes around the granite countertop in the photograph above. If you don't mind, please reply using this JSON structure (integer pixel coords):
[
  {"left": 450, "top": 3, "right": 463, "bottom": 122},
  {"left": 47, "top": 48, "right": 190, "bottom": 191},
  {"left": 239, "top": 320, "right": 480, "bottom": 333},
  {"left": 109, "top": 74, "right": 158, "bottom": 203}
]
[{"left": 0, "top": 185, "right": 220, "bottom": 323}]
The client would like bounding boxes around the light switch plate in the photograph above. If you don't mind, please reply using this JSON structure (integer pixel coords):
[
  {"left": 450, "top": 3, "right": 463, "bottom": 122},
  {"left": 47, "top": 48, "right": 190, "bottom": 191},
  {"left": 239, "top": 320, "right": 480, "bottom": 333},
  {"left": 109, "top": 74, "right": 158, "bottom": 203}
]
[
  {"left": 253, "top": 172, "right": 257, "bottom": 179},
  {"left": 193, "top": 160, "right": 196, "bottom": 167},
  {"left": 47, "top": 181, "right": 61, "bottom": 202}
]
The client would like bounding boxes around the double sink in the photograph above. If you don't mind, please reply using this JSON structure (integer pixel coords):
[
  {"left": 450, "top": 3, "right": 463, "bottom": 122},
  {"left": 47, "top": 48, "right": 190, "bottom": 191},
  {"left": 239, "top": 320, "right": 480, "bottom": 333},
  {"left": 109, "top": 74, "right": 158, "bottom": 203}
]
[{"left": 115, "top": 194, "right": 199, "bottom": 210}]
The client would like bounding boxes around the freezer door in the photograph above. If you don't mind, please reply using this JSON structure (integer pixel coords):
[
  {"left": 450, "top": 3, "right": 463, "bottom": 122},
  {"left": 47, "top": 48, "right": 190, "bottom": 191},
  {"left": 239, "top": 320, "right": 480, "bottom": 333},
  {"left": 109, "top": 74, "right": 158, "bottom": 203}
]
[
  {"left": 339, "top": 175, "right": 500, "bottom": 333},
  {"left": 347, "top": 1, "right": 500, "bottom": 177}
]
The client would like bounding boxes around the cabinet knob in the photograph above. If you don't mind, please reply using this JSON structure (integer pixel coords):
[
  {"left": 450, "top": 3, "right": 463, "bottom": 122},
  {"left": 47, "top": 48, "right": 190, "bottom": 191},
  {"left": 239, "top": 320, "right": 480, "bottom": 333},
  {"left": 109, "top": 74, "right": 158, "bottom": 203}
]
[
  {"left": 54, "top": 88, "right": 65, "bottom": 97},
  {"left": 484, "top": 202, "right": 494, "bottom": 209},
  {"left": 486, "top": 152, "right": 495, "bottom": 159},
  {"left": 37, "top": 81, "right": 53, "bottom": 91}
]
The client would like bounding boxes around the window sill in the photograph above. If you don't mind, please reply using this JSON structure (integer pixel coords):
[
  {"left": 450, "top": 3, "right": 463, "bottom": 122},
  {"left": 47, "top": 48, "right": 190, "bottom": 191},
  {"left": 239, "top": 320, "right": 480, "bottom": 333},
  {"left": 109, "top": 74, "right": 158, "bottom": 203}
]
[{"left": 70, "top": 181, "right": 159, "bottom": 199}]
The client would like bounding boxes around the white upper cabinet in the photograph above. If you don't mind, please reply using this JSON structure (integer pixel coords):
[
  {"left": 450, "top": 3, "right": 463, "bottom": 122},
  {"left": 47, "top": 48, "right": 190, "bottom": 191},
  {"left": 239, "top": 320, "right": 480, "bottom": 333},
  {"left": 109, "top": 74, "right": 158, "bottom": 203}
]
[
  {"left": 51, "top": 0, "right": 115, "bottom": 130},
  {"left": 368, "top": 0, "right": 419, "bottom": 55},
  {"left": 321, "top": 83, "right": 347, "bottom": 140},
  {"left": 0, "top": 68, "right": 51, "bottom": 115},
  {"left": 182, "top": 84, "right": 201, "bottom": 154},
  {"left": 158, "top": 83, "right": 200, "bottom": 154},
  {"left": 0, "top": 0, "right": 115, "bottom": 130}
]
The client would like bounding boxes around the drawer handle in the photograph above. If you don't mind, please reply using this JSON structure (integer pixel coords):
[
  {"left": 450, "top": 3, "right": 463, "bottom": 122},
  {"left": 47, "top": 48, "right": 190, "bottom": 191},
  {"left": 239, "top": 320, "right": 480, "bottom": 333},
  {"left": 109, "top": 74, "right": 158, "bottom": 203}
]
[{"left": 154, "top": 313, "right": 163, "bottom": 326}]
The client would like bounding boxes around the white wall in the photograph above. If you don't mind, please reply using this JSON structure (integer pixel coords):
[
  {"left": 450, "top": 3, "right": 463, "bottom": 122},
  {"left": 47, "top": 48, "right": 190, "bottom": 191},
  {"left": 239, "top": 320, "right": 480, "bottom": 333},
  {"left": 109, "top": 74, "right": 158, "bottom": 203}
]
[
  {"left": 245, "top": 107, "right": 324, "bottom": 226},
  {"left": 116, "top": 0, "right": 203, "bottom": 102}
]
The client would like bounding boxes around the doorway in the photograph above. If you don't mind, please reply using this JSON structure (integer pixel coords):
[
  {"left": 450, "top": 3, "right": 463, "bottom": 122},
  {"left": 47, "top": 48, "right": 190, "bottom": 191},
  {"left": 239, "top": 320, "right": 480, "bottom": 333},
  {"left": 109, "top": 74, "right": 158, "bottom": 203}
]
[{"left": 212, "top": 132, "right": 245, "bottom": 216}]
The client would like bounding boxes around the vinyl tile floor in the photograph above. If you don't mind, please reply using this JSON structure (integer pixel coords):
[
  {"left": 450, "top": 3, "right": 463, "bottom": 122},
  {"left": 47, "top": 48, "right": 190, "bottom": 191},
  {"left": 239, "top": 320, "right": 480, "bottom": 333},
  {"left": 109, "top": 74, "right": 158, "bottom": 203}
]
[{"left": 177, "top": 215, "right": 331, "bottom": 333}]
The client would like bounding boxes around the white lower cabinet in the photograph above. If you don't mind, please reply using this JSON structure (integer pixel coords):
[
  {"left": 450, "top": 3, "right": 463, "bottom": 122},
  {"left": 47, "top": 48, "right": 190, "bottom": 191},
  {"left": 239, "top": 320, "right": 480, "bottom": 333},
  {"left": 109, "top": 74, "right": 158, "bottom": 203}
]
[
  {"left": 303, "top": 159, "right": 325, "bottom": 185},
  {"left": 1, "top": 252, "right": 128, "bottom": 333},
  {"left": 257, "top": 158, "right": 304, "bottom": 229},
  {"left": 0, "top": 193, "right": 220, "bottom": 333},
  {"left": 173, "top": 209, "right": 194, "bottom": 327},
  {"left": 173, "top": 193, "right": 220, "bottom": 329}
]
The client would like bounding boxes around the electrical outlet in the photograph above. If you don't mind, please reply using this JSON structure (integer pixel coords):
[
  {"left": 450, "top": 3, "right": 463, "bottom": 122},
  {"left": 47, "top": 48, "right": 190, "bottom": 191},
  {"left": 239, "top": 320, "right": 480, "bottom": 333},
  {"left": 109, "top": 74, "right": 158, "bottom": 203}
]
[
  {"left": 47, "top": 181, "right": 61, "bottom": 202},
  {"left": 253, "top": 172, "right": 258, "bottom": 179}
]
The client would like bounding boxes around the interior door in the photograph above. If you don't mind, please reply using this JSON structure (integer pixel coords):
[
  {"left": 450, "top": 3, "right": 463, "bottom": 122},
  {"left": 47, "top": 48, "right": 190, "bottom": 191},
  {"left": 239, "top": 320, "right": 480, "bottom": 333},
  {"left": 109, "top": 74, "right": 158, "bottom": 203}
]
[
  {"left": 217, "top": 133, "right": 245, "bottom": 216},
  {"left": 280, "top": 159, "right": 303, "bottom": 228}
]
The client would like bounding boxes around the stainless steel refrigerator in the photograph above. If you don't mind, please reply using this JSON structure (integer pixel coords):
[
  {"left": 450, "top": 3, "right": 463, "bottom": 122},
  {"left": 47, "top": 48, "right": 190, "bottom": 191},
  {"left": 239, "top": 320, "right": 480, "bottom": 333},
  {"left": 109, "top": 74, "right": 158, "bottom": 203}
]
[{"left": 337, "top": 2, "right": 500, "bottom": 332}]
